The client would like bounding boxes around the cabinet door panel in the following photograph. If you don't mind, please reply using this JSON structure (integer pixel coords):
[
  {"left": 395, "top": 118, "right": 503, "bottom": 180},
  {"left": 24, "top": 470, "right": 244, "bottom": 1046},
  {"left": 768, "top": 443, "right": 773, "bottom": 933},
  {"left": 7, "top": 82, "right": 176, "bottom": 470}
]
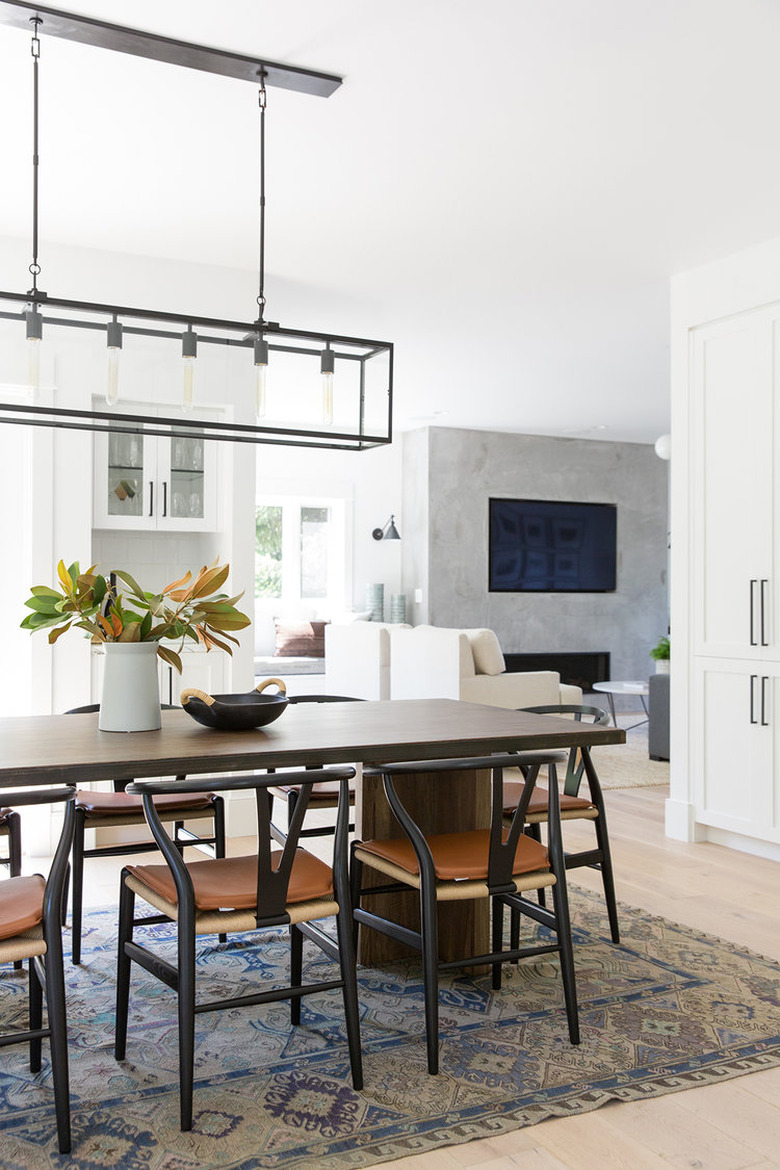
[
  {"left": 94, "top": 430, "right": 156, "bottom": 529},
  {"left": 693, "top": 659, "right": 772, "bottom": 838},
  {"left": 693, "top": 319, "right": 773, "bottom": 658}
]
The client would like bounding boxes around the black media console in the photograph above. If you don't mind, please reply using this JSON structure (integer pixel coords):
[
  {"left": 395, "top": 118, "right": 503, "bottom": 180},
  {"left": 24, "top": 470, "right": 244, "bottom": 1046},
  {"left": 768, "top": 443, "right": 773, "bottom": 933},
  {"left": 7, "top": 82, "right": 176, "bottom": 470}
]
[{"left": 503, "top": 652, "right": 610, "bottom": 693}]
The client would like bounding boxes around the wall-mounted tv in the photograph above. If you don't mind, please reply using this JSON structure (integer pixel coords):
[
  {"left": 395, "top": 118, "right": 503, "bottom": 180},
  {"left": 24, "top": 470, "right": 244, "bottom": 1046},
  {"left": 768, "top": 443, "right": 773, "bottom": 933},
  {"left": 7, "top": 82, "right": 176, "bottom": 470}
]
[{"left": 489, "top": 498, "right": 617, "bottom": 593}]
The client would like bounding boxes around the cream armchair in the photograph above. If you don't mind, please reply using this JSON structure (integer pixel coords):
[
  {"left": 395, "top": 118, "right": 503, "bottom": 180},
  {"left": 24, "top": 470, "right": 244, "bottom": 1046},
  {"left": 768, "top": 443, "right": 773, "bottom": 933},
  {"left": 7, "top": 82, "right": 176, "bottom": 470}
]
[{"left": 389, "top": 626, "right": 582, "bottom": 708}]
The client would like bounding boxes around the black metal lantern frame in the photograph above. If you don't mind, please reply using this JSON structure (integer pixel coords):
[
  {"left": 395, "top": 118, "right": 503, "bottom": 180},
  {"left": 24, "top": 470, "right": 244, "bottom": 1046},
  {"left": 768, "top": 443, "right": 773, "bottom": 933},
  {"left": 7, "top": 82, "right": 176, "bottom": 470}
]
[{"left": 0, "top": 1, "right": 394, "bottom": 450}]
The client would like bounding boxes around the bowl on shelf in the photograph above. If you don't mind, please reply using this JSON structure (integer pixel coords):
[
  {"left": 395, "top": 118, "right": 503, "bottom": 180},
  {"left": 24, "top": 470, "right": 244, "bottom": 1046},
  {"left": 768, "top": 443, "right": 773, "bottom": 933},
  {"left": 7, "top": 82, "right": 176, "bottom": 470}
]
[{"left": 180, "top": 678, "right": 288, "bottom": 731}]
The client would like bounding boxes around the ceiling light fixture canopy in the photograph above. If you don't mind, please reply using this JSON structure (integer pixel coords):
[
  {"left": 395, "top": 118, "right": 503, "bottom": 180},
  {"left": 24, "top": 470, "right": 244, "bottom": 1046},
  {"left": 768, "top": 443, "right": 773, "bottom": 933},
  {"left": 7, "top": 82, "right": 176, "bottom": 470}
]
[{"left": 0, "top": 1, "right": 393, "bottom": 451}]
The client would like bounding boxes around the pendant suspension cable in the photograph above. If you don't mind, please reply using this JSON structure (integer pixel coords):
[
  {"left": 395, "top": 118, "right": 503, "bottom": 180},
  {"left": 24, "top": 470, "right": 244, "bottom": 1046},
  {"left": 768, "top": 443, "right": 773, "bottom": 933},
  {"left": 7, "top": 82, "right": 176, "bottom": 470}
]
[
  {"left": 256, "top": 70, "right": 267, "bottom": 327},
  {"left": 29, "top": 16, "right": 42, "bottom": 296}
]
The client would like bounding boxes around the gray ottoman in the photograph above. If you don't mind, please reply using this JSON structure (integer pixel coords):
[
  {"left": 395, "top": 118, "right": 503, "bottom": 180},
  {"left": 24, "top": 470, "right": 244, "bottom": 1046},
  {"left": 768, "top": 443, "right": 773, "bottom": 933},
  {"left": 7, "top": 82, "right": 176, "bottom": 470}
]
[{"left": 648, "top": 673, "right": 670, "bottom": 761}]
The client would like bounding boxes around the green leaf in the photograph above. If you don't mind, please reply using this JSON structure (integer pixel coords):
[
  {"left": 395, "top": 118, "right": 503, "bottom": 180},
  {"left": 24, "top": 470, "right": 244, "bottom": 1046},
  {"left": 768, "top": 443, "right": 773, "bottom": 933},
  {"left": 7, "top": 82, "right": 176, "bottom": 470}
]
[
  {"left": 24, "top": 595, "right": 60, "bottom": 613},
  {"left": 92, "top": 575, "right": 107, "bottom": 606},
  {"left": 112, "top": 570, "right": 147, "bottom": 602},
  {"left": 140, "top": 611, "right": 153, "bottom": 641},
  {"left": 30, "top": 585, "right": 62, "bottom": 599}
]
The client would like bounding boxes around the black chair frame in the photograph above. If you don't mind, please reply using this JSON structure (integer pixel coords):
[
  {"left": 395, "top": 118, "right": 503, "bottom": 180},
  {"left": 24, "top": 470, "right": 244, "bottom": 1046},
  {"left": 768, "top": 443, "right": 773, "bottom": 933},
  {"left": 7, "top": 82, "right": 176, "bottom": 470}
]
[
  {"left": 517, "top": 704, "right": 619, "bottom": 944},
  {"left": 268, "top": 695, "right": 362, "bottom": 845},
  {"left": 351, "top": 753, "right": 578, "bottom": 1075},
  {"left": 65, "top": 704, "right": 226, "bottom": 964},
  {"left": 114, "top": 767, "right": 363, "bottom": 1131},
  {"left": 0, "top": 786, "right": 76, "bottom": 1154},
  {"left": 0, "top": 807, "right": 22, "bottom": 876}
]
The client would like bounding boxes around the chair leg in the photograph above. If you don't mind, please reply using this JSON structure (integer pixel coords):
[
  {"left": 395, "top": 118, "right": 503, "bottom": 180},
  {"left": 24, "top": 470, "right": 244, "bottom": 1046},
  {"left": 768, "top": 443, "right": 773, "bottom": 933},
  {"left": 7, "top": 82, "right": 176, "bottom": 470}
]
[
  {"left": 594, "top": 812, "right": 620, "bottom": 944},
  {"left": 290, "top": 924, "right": 302, "bottom": 1026},
  {"left": 551, "top": 879, "right": 580, "bottom": 1046},
  {"left": 114, "top": 873, "right": 135, "bottom": 1062},
  {"left": 491, "top": 897, "right": 504, "bottom": 990},
  {"left": 43, "top": 946, "right": 72, "bottom": 1154},
  {"left": 177, "top": 912, "right": 197, "bottom": 1132},
  {"left": 9, "top": 812, "right": 22, "bottom": 876},
  {"left": 28, "top": 956, "right": 42, "bottom": 1072},
  {"left": 213, "top": 800, "right": 227, "bottom": 943},
  {"left": 419, "top": 879, "right": 440, "bottom": 1075},
  {"left": 71, "top": 813, "right": 86, "bottom": 965},
  {"left": 349, "top": 850, "right": 363, "bottom": 954},
  {"left": 334, "top": 906, "right": 364, "bottom": 1091}
]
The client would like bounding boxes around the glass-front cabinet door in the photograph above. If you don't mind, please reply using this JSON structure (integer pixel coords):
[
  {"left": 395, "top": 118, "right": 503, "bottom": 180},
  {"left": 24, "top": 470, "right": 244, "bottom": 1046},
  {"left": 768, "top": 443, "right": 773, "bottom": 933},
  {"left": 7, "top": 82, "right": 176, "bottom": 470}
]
[
  {"left": 93, "top": 419, "right": 217, "bottom": 531},
  {"left": 156, "top": 431, "right": 216, "bottom": 531}
]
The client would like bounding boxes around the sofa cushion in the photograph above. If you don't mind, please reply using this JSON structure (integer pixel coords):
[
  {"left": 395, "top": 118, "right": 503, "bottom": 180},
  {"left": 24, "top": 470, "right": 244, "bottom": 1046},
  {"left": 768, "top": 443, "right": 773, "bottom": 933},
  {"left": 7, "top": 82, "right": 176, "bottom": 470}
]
[{"left": 463, "top": 628, "right": 505, "bottom": 675}]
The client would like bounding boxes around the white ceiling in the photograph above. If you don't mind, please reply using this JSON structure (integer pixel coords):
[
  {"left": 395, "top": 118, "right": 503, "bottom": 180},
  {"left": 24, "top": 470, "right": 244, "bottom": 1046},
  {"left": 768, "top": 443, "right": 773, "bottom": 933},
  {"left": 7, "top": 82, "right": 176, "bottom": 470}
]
[{"left": 2, "top": 0, "right": 780, "bottom": 443}]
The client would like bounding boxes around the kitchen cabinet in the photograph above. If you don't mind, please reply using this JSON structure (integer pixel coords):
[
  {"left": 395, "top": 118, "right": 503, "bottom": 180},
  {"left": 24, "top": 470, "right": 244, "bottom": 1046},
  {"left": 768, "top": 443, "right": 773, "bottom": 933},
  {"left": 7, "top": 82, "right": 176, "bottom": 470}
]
[{"left": 93, "top": 426, "right": 217, "bottom": 531}]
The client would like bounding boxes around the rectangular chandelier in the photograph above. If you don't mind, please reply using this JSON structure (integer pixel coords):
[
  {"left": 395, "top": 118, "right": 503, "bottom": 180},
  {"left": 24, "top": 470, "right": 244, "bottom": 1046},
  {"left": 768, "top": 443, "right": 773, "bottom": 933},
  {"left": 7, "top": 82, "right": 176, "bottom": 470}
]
[{"left": 0, "top": 1, "right": 394, "bottom": 450}]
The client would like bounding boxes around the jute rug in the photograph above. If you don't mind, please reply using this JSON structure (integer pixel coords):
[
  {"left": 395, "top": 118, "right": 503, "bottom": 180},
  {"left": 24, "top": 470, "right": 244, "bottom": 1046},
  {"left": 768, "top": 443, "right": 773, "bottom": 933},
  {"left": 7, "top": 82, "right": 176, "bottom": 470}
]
[
  {"left": 2, "top": 888, "right": 779, "bottom": 1169},
  {"left": 590, "top": 715, "right": 669, "bottom": 790}
]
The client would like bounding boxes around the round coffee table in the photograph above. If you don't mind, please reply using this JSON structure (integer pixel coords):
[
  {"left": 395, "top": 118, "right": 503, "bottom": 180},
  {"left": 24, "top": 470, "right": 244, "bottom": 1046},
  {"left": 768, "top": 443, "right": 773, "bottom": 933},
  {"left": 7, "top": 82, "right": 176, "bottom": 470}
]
[{"left": 592, "top": 680, "right": 649, "bottom": 730}]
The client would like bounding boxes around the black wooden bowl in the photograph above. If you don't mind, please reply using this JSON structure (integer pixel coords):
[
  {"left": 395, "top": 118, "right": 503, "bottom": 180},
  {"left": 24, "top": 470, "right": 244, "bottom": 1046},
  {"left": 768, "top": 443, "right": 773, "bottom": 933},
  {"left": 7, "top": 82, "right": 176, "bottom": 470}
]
[{"left": 180, "top": 684, "right": 288, "bottom": 731}]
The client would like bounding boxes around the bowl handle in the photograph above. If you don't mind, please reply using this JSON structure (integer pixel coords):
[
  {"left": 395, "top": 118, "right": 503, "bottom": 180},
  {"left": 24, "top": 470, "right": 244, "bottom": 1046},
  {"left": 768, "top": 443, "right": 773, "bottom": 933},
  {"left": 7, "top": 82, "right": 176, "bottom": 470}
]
[
  {"left": 256, "top": 677, "right": 287, "bottom": 696},
  {"left": 180, "top": 687, "right": 216, "bottom": 707}
]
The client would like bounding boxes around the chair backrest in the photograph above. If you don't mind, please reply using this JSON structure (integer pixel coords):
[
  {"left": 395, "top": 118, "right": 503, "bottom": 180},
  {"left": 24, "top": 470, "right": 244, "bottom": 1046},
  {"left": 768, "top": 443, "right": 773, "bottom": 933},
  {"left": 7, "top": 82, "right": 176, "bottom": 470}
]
[
  {"left": 0, "top": 787, "right": 76, "bottom": 922},
  {"left": 126, "top": 768, "right": 356, "bottom": 924},
  {"left": 364, "top": 753, "right": 563, "bottom": 893},
  {"left": 65, "top": 704, "right": 177, "bottom": 791},
  {"left": 521, "top": 704, "right": 610, "bottom": 796}
]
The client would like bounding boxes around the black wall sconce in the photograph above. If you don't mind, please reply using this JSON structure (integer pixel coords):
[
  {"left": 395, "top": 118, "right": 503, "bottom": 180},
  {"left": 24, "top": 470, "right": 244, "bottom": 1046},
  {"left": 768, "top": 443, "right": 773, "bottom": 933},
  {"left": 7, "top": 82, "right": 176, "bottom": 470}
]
[{"left": 372, "top": 515, "right": 401, "bottom": 541}]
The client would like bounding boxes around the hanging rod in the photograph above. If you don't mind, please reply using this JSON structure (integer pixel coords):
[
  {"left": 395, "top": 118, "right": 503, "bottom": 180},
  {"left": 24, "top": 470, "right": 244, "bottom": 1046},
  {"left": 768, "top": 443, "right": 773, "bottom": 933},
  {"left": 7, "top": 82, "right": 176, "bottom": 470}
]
[{"left": 0, "top": 1, "right": 342, "bottom": 96}]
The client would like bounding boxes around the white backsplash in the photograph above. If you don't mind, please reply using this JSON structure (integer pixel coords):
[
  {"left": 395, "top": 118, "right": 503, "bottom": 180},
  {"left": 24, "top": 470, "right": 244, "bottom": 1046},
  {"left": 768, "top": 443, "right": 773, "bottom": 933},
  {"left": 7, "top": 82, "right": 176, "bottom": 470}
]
[{"left": 91, "top": 530, "right": 223, "bottom": 594}]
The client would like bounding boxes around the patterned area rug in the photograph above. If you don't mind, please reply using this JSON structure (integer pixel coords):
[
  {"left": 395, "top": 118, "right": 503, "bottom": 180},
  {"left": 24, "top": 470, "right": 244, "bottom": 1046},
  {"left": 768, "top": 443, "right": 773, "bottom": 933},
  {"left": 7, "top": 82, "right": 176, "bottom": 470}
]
[{"left": 2, "top": 888, "right": 779, "bottom": 1169}]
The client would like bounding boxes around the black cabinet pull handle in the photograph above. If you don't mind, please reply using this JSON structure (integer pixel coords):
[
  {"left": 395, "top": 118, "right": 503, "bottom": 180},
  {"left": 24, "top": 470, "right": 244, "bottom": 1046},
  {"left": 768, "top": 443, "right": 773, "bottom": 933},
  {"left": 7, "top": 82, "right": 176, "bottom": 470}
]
[
  {"left": 148, "top": 481, "right": 154, "bottom": 517},
  {"left": 162, "top": 481, "right": 168, "bottom": 518},
  {"left": 750, "top": 675, "right": 758, "bottom": 724},
  {"left": 750, "top": 579, "right": 758, "bottom": 645},
  {"left": 761, "top": 676, "right": 769, "bottom": 726},
  {"left": 761, "top": 579, "right": 769, "bottom": 646}
]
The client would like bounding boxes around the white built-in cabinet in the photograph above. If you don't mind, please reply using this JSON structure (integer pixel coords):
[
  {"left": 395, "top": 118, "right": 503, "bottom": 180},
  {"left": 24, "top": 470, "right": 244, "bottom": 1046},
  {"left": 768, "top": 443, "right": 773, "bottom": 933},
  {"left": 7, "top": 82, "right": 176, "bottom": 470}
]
[
  {"left": 685, "top": 305, "right": 780, "bottom": 847},
  {"left": 93, "top": 417, "right": 217, "bottom": 531}
]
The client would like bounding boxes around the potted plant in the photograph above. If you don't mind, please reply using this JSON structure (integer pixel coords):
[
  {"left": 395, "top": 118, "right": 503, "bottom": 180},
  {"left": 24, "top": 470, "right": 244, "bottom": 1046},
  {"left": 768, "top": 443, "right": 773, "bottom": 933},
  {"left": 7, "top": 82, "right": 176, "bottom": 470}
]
[
  {"left": 21, "top": 559, "right": 251, "bottom": 731},
  {"left": 650, "top": 634, "right": 670, "bottom": 674}
]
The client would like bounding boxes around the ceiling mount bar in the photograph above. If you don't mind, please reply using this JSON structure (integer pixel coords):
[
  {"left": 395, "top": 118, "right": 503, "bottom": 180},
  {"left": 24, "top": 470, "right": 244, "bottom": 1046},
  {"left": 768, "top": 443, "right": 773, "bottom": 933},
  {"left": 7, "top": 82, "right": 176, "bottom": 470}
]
[{"left": 0, "top": 0, "right": 342, "bottom": 96}]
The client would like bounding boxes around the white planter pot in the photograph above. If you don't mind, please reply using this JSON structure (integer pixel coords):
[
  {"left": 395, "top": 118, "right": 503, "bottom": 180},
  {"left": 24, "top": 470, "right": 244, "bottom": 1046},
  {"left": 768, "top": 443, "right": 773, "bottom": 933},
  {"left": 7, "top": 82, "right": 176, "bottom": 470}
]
[
  {"left": 655, "top": 659, "right": 670, "bottom": 674},
  {"left": 99, "top": 642, "right": 161, "bottom": 732}
]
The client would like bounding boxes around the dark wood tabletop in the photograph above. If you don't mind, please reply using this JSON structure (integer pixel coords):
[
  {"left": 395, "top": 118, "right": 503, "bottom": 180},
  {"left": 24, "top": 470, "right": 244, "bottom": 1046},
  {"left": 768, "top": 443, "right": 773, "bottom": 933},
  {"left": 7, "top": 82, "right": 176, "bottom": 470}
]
[{"left": 0, "top": 698, "right": 625, "bottom": 787}]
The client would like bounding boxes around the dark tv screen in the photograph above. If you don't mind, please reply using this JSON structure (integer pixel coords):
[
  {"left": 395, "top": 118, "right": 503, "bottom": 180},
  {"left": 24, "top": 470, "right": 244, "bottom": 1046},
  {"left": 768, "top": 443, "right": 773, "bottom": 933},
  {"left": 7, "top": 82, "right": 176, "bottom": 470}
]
[{"left": 489, "top": 498, "right": 617, "bottom": 593}]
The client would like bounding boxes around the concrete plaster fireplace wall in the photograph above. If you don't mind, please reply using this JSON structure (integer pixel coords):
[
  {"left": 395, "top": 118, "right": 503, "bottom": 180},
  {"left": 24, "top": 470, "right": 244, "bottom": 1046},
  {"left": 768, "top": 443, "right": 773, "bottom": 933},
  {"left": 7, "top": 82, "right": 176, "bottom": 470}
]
[{"left": 401, "top": 427, "right": 668, "bottom": 687}]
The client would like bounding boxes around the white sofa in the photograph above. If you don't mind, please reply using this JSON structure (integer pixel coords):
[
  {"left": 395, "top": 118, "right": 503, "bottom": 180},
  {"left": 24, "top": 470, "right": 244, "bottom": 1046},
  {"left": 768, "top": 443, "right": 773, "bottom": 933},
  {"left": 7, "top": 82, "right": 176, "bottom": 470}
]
[
  {"left": 325, "top": 622, "right": 403, "bottom": 700},
  {"left": 389, "top": 626, "right": 582, "bottom": 708}
]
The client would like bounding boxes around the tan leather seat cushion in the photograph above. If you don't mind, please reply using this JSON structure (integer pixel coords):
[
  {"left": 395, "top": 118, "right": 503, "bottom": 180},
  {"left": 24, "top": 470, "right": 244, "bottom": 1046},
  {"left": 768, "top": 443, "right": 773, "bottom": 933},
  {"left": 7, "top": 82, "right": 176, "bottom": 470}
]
[
  {"left": 75, "top": 789, "right": 216, "bottom": 815},
  {"left": 128, "top": 849, "right": 333, "bottom": 911},
  {"left": 267, "top": 778, "right": 356, "bottom": 803},
  {"left": 358, "top": 829, "right": 549, "bottom": 881},
  {"left": 0, "top": 874, "right": 45, "bottom": 940},
  {"left": 503, "top": 782, "right": 595, "bottom": 816}
]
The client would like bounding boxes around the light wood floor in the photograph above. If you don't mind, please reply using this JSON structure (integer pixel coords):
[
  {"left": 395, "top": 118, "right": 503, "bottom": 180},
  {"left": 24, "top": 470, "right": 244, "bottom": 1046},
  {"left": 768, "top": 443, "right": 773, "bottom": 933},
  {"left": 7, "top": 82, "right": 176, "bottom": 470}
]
[{"left": 75, "top": 784, "right": 780, "bottom": 1170}]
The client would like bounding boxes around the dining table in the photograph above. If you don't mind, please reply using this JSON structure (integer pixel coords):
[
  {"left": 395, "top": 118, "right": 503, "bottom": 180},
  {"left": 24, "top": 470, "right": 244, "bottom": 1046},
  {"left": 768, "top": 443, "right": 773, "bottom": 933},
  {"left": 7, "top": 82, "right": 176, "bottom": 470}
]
[{"left": 0, "top": 697, "right": 624, "bottom": 964}]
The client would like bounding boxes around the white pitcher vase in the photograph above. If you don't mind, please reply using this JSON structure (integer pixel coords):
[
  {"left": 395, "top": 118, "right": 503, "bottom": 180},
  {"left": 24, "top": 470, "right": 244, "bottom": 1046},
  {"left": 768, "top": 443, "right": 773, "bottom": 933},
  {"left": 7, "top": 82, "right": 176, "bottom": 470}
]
[{"left": 99, "top": 642, "right": 161, "bottom": 732}]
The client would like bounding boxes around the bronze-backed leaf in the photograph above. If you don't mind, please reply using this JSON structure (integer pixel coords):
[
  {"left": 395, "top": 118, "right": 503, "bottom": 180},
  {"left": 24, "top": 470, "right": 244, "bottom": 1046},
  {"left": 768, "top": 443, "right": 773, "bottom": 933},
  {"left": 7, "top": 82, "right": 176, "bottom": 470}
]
[
  {"left": 200, "top": 630, "right": 237, "bottom": 655},
  {"left": 157, "top": 644, "right": 182, "bottom": 673},
  {"left": 48, "top": 622, "right": 72, "bottom": 644},
  {"left": 190, "top": 563, "right": 229, "bottom": 599},
  {"left": 161, "top": 570, "right": 192, "bottom": 595},
  {"left": 117, "top": 620, "right": 142, "bottom": 642}
]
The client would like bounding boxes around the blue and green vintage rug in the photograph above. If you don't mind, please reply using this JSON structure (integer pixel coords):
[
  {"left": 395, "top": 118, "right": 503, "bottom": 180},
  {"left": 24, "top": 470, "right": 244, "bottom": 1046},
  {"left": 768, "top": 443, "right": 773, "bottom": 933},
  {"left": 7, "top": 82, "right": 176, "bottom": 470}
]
[{"left": 2, "top": 887, "right": 780, "bottom": 1169}]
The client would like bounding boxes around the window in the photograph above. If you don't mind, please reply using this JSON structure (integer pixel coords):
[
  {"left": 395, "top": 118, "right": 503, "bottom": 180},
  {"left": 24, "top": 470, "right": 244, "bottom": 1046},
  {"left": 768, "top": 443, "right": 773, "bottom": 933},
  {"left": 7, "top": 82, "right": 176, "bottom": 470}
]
[{"left": 255, "top": 497, "right": 348, "bottom": 609}]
